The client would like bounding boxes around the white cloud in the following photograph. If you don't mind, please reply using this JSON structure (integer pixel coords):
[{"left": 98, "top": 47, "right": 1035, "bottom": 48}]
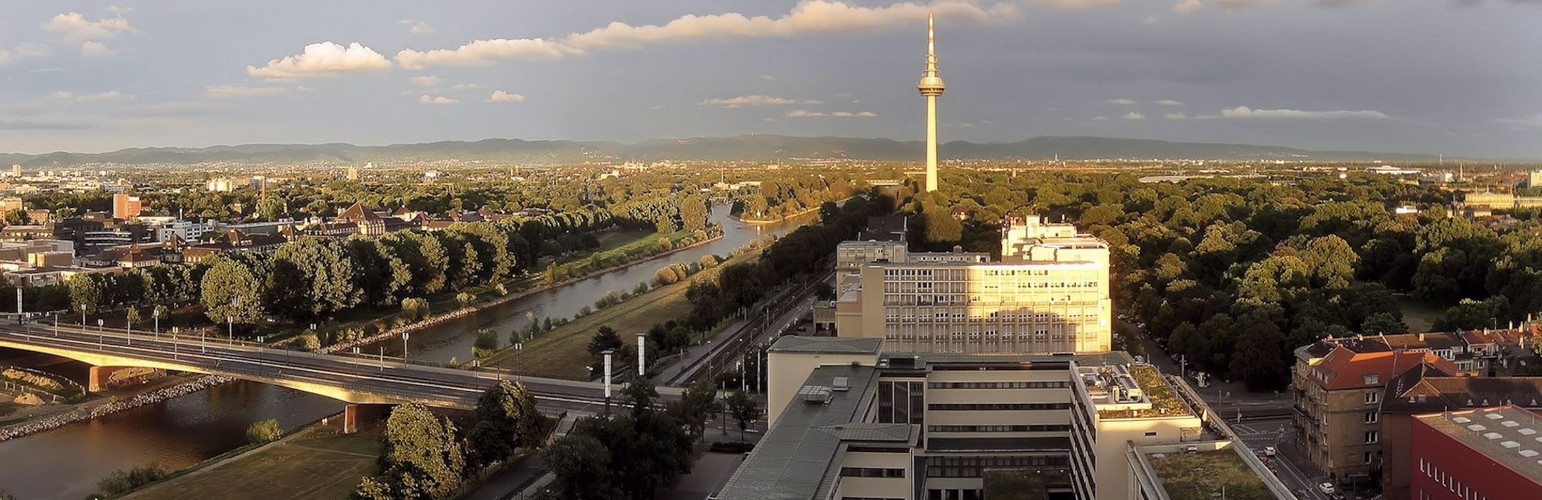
[
  {"left": 699, "top": 95, "right": 817, "bottom": 108},
  {"left": 1106, "top": 98, "right": 1137, "bottom": 105},
  {"left": 204, "top": 85, "right": 293, "bottom": 98},
  {"left": 1164, "top": 112, "right": 1189, "bottom": 120},
  {"left": 419, "top": 94, "right": 458, "bottom": 105},
  {"left": 80, "top": 41, "right": 113, "bottom": 57},
  {"left": 1220, "top": 105, "right": 1390, "bottom": 120},
  {"left": 0, "top": 44, "right": 48, "bottom": 66},
  {"left": 42, "top": 12, "right": 136, "bottom": 43},
  {"left": 1091, "top": 116, "right": 1109, "bottom": 121},
  {"left": 786, "top": 109, "right": 875, "bottom": 117},
  {"left": 450, "top": 83, "right": 485, "bottom": 90},
  {"left": 487, "top": 90, "right": 525, "bottom": 103},
  {"left": 54, "top": 90, "right": 134, "bottom": 102},
  {"left": 1036, "top": 0, "right": 1121, "bottom": 9},
  {"left": 396, "top": 1, "right": 1017, "bottom": 69},
  {"left": 1174, "top": 0, "right": 1204, "bottom": 13},
  {"left": 247, "top": 42, "right": 392, "bottom": 80},
  {"left": 408, "top": 21, "right": 434, "bottom": 35},
  {"left": 759, "top": 74, "right": 776, "bottom": 81},
  {"left": 1143, "top": 15, "right": 1160, "bottom": 24},
  {"left": 408, "top": 75, "right": 443, "bottom": 88},
  {"left": 1122, "top": 112, "right": 1146, "bottom": 120},
  {"left": 1154, "top": 99, "right": 1185, "bottom": 106}
]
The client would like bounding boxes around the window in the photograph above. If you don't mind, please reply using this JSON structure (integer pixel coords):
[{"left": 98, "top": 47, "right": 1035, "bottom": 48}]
[
  {"left": 1363, "top": 374, "right": 1380, "bottom": 385},
  {"left": 1365, "top": 430, "right": 1379, "bottom": 444},
  {"left": 1365, "top": 412, "right": 1380, "bottom": 424},
  {"left": 1365, "top": 452, "right": 1375, "bottom": 464},
  {"left": 1365, "top": 391, "right": 1379, "bottom": 404}
]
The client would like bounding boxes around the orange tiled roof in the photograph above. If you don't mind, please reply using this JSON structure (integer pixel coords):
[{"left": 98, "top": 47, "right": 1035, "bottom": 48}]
[{"left": 1312, "top": 346, "right": 1458, "bottom": 391}]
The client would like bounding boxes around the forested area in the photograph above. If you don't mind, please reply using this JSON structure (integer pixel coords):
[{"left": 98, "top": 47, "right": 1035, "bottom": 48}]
[
  {"left": 903, "top": 170, "right": 1542, "bottom": 390},
  {"left": 729, "top": 172, "right": 862, "bottom": 221}
]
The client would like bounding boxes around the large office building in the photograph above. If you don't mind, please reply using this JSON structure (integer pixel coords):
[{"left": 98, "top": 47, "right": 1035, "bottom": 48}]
[
  {"left": 1408, "top": 406, "right": 1542, "bottom": 499},
  {"left": 833, "top": 214, "right": 1111, "bottom": 355},
  {"left": 718, "top": 336, "right": 1274, "bottom": 500}
]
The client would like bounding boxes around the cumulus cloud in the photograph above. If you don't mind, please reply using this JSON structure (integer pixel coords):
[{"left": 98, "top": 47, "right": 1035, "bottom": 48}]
[
  {"left": 42, "top": 12, "right": 136, "bottom": 43},
  {"left": 1122, "top": 112, "right": 1146, "bottom": 120},
  {"left": 451, "top": 83, "right": 485, "bottom": 90},
  {"left": 408, "top": 75, "right": 443, "bottom": 88},
  {"left": 786, "top": 109, "right": 875, "bottom": 117},
  {"left": 54, "top": 90, "right": 134, "bottom": 102},
  {"left": 419, "top": 94, "right": 458, "bottom": 105},
  {"left": 403, "top": 20, "right": 434, "bottom": 35},
  {"left": 1106, "top": 98, "right": 1137, "bottom": 105},
  {"left": 699, "top": 95, "right": 819, "bottom": 108},
  {"left": 1173, "top": 0, "right": 1204, "bottom": 13},
  {"left": 204, "top": 85, "right": 293, "bottom": 98},
  {"left": 0, "top": 44, "right": 48, "bottom": 66},
  {"left": 1154, "top": 99, "right": 1185, "bottom": 106},
  {"left": 395, "top": 1, "right": 1017, "bottom": 69},
  {"left": 1036, "top": 0, "right": 1121, "bottom": 9},
  {"left": 487, "top": 90, "right": 525, "bottom": 103},
  {"left": 247, "top": 42, "right": 392, "bottom": 80},
  {"left": 1220, "top": 105, "right": 1390, "bottom": 120},
  {"left": 80, "top": 41, "right": 113, "bottom": 57}
]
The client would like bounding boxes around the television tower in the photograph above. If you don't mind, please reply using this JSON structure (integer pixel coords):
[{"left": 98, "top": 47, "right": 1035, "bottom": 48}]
[{"left": 918, "top": 12, "right": 946, "bottom": 192}]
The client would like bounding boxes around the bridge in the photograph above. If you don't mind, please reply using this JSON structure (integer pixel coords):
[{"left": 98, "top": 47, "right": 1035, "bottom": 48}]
[{"left": 0, "top": 322, "right": 680, "bottom": 420}]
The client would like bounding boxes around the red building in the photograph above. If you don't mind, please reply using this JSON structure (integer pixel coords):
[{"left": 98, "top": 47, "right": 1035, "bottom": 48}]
[
  {"left": 112, "top": 192, "right": 143, "bottom": 219},
  {"left": 1409, "top": 406, "right": 1542, "bottom": 500}
]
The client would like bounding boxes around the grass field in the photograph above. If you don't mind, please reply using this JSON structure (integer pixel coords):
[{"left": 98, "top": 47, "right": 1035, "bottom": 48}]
[
  {"left": 1148, "top": 450, "right": 1270, "bottom": 500},
  {"left": 486, "top": 248, "right": 762, "bottom": 380},
  {"left": 1397, "top": 295, "right": 1446, "bottom": 333},
  {"left": 129, "top": 426, "right": 381, "bottom": 500}
]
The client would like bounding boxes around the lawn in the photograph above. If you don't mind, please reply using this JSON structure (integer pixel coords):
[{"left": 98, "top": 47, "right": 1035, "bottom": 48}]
[
  {"left": 1397, "top": 295, "right": 1446, "bottom": 333},
  {"left": 486, "top": 248, "right": 762, "bottom": 380},
  {"left": 129, "top": 427, "right": 382, "bottom": 500},
  {"left": 982, "top": 469, "right": 1072, "bottom": 500},
  {"left": 1148, "top": 450, "right": 1271, "bottom": 500}
]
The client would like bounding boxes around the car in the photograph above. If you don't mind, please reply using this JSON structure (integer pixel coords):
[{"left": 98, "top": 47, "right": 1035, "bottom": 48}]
[
  {"left": 1264, "top": 446, "right": 1276, "bottom": 457},
  {"left": 1318, "top": 482, "right": 1336, "bottom": 494}
]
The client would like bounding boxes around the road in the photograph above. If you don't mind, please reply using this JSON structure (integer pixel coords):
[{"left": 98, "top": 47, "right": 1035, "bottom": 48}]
[
  {"left": 655, "top": 270, "right": 830, "bottom": 386},
  {"left": 0, "top": 322, "right": 672, "bottom": 414}
]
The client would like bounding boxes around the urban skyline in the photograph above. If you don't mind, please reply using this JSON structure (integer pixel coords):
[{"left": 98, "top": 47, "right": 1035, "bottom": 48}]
[{"left": 1, "top": 1, "right": 1540, "bottom": 158}]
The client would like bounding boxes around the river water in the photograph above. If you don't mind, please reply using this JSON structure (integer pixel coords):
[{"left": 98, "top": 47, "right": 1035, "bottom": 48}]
[
  {"left": 368, "top": 204, "right": 815, "bottom": 364},
  {"left": 0, "top": 204, "right": 814, "bottom": 499}
]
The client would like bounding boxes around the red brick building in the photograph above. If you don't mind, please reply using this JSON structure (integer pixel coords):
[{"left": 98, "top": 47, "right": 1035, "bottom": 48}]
[
  {"left": 112, "top": 192, "right": 143, "bottom": 219},
  {"left": 1409, "top": 406, "right": 1542, "bottom": 500}
]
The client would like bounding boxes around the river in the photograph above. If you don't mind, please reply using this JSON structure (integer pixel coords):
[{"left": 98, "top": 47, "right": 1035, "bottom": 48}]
[
  {"left": 366, "top": 204, "right": 816, "bottom": 364},
  {"left": 0, "top": 203, "right": 815, "bottom": 499}
]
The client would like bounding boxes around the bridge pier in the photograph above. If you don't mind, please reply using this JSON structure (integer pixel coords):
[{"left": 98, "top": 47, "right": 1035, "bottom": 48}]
[
  {"left": 343, "top": 403, "right": 395, "bottom": 434},
  {"left": 88, "top": 366, "right": 163, "bottom": 392}
]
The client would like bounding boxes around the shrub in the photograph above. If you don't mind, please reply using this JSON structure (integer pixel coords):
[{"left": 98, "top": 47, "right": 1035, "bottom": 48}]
[
  {"left": 456, "top": 292, "right": 477, "bottom": 308},
  {"left": 401, "top": 297, "right": 430, "bottom": 322},
  {"left": 246, "top": 419, "right": 283, "bottom": 444},
  {"left": 97, "top": 464, "right": 167, "bottom": 495},
  {"left": 633, "top": 282, "right": 650, "bottom": 295},
  {"left": 472, "top": 328, "right": 499, "bottom": 359}
]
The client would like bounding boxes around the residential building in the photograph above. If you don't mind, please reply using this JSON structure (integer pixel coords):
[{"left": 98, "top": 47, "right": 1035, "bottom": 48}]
[
  {"left": 0, "top": 197, "right": 23, "bottom": 214},
  {"left": 335, "top": 202, "right": 387, "bottom": 236},
  {"left": 1292, "top": 340, "right": 1458, "bottom": 488},
  {"left": 181, "top": 229, "right": 286, "bottom": 264},
  {"left": 723, "top": 336, "right": 1232, "bottom": 500},
  {"left": 1379, "top": 364, "right": 1542, "bottom": 499},
  {"left": 1409, "top": 406, "right": 1542, "bottom": 499},
  {"left": 112, "top": 192, "right": 144, "bottom": 219}
]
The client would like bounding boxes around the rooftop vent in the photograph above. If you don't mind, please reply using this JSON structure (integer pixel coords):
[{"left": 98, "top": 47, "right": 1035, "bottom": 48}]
[
  {"left": 832, "top": 377, "right": 850, "bottom": 392},
  {"left": 1487, "top": 413, "right": 1505, "bottom": 420},
  {"left": 1522, "top": 450, "right": 1540, "bottom": 458},
  {"left": 1469, "top": 424, "right": 1488, "bottom": 432},
  {"left": 1503, "top": 441, "right": 1521, "bottom": 449},
  {"left": 1485, "top": 432, "right": 1504, "bottom": 440},
  {"left": 799, "top": 385, "right": 832, "bottom": 404},
  {"left": 1521, "top": 428, "right": 1537, "bottom": 436},
  {"left": 1504, "top": 421, "right": 1521, "bottom": 428},
  {"left": 1453, "top": 417, "right": 1472, "bottom": 424}
]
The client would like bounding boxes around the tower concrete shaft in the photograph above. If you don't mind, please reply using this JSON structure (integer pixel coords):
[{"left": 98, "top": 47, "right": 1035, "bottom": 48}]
[{"left": 917, "top": 12, "right": 945, "bottom": 192}]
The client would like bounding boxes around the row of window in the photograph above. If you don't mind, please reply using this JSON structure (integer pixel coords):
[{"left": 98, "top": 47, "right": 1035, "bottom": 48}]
[
  {"left": 1419, "top": 458, "right": 1488, "bottom": 500},
  {"left": 838, "top": 467, "right": 906, "bottom": 478},
  {"left": 883, "top": 312, "right": 1099, "bottom": 322},
  {"left": 927, "top": 381, "right": 1071, "bottom": 389},
  {"left": 884, "top": 331, "right": 1056, "bottom": 340},
  {"left": 926, "top": 424, "right": 1071, "bottom": 433},
  {"left": 928, "top": 403, "right": 1071, "bottom": 411},
  {"left": 926, "top": 456, "right": 1066, "bottom": 478}
]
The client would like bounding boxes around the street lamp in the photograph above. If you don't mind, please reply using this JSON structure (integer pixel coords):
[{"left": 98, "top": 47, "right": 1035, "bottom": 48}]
[
  {"left": 97, "top": 318, "right": 104, "bottom": 350},
  {"left": 227, "top": 315, "right": 234, "bottom": 346},
  {"left": 402, "top": 332, "right": 409, "bottom": 364}
]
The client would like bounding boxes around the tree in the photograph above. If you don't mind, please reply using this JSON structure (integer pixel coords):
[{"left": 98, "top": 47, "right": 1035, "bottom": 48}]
[
  {"left": 456, "top": 292, "right": 476, "bottom": 308},
  {"left": 468, "top": 380, "right": 543, "bottom": 467},
  {"left": 673, "top": 378, "right": 717, "bottom": 442},
  {"left": 2, "top": 208, "right": 26, "bottom": 226},
  {"left": 588, "top": 326, "right": 622, "bottom": 358},
  {"left": 246, "top": 419, "right": 283, "bottom": 444},
  {"left": 472, "top": 328, "right": 500, "bottom": 359},
  {"left": 725, "top": 389, "right": 759, "bottom": 442},
  {"left": 200, "top": 255, "right": 265, "bottom": 325},
  {"left": 67, "top": 273, "right": 107, "bottom": 316},
  {"left": 541, "top": 435, "right": 617, "bottom": 500},
  {"left": 125, "top": 307, "right": 141, "bottom": 327},
  {"left": 1228, "top": 318, "right": 1287, "bottom": 391},
  {"left": 1433, "top": 297, "right": 1508, "bottom": 332},
  {"left": 1361, "top": 312, "right": 1409, "bottom": 335},
  {"left": 355, "top": 403, "right": 466, "bottom": 500},
  {"left": 268, "top": 238, "right": 358, "bottom": 321}
]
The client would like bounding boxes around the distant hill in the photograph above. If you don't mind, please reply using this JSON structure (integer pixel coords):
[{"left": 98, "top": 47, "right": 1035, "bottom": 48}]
[{"left": 0, "top": 135, "right": 1437, "bottom": 167}]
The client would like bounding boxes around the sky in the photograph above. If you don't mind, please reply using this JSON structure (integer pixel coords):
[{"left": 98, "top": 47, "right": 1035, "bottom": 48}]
[{"left": 0, "top": 0, "right": 1540, "bottom": 158}]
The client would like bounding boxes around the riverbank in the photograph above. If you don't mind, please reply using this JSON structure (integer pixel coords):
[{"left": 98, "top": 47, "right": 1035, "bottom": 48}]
[
  {"left": 0, "top": 374, "right": 232, "bottom": 443},
  {"left": 122, "top": 413, "right": 378, "bottom": 500},
  {"left": 728, "top": 196, "right": 848, "bottom": 225}
]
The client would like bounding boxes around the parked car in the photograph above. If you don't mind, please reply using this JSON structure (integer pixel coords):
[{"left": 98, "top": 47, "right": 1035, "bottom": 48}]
[
  {"left": 1318, "top": 482, "right": 1336, "bottom": 494},
  {"left": 1264, "top": 446, "right": 1276, "bottom": 457}
]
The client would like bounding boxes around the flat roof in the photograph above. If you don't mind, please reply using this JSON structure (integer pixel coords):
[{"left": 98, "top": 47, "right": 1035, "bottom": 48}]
[
  {"left": 715, "top": 364, "right": 882, "bottom": 500},
  {"left": 1148, "top": 449, "right": 1272, "bottom": 500},
  {"left": 1414, "top": 406, "right": 1542, "bottom": 484},
  {"left": 767, "top": 336, "right": 883, "bottom": 355}
]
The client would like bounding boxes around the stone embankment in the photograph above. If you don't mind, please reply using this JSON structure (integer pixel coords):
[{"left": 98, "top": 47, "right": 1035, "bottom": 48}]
[{"left": 0, "top": 375, "right": 233, "bottom": 443}]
